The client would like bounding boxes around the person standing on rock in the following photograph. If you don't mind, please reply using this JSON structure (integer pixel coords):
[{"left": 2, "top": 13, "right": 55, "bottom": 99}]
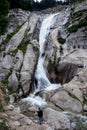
[{"left": 37, "top": 107, "right": 43, "bottom": 124}]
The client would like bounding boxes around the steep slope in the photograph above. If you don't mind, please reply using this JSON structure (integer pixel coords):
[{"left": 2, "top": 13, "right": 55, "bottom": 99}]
[{"left": 0, "top": 1, "right": 87, "bottom": 130}]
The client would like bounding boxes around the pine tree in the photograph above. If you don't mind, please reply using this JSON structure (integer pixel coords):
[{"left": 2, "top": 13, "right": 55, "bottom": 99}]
[{"left": 0, "top": 0, "right": 9, "bottom": 35}]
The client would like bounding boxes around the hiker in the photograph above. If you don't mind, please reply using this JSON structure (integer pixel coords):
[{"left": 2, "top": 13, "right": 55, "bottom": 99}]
[{"left": 37, "top": 107, "right": 43, "bottom": 124}]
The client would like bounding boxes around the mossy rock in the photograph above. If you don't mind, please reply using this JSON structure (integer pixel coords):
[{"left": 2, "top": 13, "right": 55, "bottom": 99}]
[
  {"left": 58, "top": 37, "right": 66, "bottom": 44},
  {"left": 0, "top": 101, "right": 4, "bottom": 112},
  {"left": 0, "top": 118, "right": 9, "bottom": 130},
  {"left": 68, "top": 19, "right": 87, "bottom": 33}
]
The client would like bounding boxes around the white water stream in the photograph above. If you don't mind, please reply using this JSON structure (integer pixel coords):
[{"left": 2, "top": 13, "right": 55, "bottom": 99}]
[{"left": 22, "top": 13, "right": 61, "bottom": 107}]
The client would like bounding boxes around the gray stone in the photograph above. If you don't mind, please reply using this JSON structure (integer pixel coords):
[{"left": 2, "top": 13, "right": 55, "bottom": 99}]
[
  {"left": 13, "top": 50, "right": 23, "bottom": 71},
  {"left": 20, "top": 44, "right": 37, "bottom": 93},
  {"left": 44, "top": 108, "right": 70, "bottom": 130},
  {"left": 6, "top": 22, "right": 28, "bottom": 53},
  {"left": 8, "top": 71, "right": 18, "bottom": 91},
  {"left": 1, "top": 55, "right": 13, "bottom": 69},
  {"left": 50, "top": 91, "right": 82, "bottom": 113}
]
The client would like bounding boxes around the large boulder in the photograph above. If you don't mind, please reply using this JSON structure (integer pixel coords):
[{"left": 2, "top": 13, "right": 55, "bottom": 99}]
[
  {"left": 50, "top": 90, "right": 82, "bottom": 113},
  {"left": 63, "top": 78, "right": 83, "bottom": 103},
  {"left": 1, "top": 55, "right": 13, "bottom": 70},
  {"left": 8, "top": 71, "right": 18, "bottom": 91},
  {"left": 44, "top": 108, "right": 70, "bottom": 130}
]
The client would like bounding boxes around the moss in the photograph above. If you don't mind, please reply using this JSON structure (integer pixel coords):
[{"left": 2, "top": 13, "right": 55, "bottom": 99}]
[
  {"left": 0, "top": 47, "right": 5, "bottom": 51},
  {"left": 5, "top": 23, "right": 24, "bottom": 43},
  {"left": 68, "top": 19, "right": 87, "bottom": 33},
  {"left": 19, "top": 40, "right": 31, "bottom": 53},
  {"left": 79, "top": 19, "right": 87, "bottom": 27},
  {"left": 0, "top": 117, "right": 9, "bottom": 130},
  {"left": 58, "top": 37, "right": 66, "bottom": 44},
  {"left": 73, "top": 12, "right": 82, "bottom": 19},
  {"left": 10, "top": 48, "right": 18, "bottom": 55},
  {"left": 24, "top": 28, "right": 29, "bottom": 37},
  {"left": 10, "top": 40, "right": 31, "bottom": 55},
  {"left": 4, "top": 96, "right": 10, "bottom": 103},
  {"left": 68, "top": 24, "right": 78, "bottom": 32},
  {"left": 1, "top": 78, "right": 8, "bottom": 86},
  {"left": 0, "top": 100, "right": 4, "bottom": 112}
]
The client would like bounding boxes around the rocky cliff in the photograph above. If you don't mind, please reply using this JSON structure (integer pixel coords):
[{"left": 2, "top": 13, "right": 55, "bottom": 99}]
[{"left": 0, "top": 0, "right": 87, "bottom": 130}]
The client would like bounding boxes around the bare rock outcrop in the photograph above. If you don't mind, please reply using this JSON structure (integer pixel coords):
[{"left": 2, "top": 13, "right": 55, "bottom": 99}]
[
  {"left": 8, "top": 8, "right": 30, "bottom": 32},
  {"left": 0, "top": 55, "right": 13, "bottom": 70},
  {"left": 13, "top": 50, "right": 23, "bottom": 71},
  {"left": 6, "top": 22, "right": 28, "bottom": 53},
  {"left": 44, "top": 108, "right": 70, "bottom": 130},
  {"left": 20, "top": 44, "right": 37, "bottom": 94},
  {"left": 8, "top": 71, "right": 18, "bottom": 91},
  {"left": 50, "top": 90, "right": 82, "bottom": 113}
]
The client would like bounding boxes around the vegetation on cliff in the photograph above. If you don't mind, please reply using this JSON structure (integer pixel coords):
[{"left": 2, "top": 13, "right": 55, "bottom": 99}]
[{"left": 0, "top": 0, "right": 9, "bottom": 35}]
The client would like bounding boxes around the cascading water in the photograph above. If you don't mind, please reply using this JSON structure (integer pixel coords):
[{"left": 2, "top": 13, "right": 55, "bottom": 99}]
[
  {"left": 22, "top": 13, "right": 61, "bottom": 107},
  {"left": 35, "top": 13, "right": 61, "bottom": 91}
]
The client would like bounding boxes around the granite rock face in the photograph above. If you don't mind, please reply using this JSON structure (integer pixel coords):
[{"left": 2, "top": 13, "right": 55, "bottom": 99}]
[{"left": 0, "top": 1, "right": 87, "bottom": 129}]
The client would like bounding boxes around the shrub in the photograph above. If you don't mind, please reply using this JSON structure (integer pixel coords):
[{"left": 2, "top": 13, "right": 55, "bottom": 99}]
[
  {"left": 68, "top": 24, "right": 78, "bottom": 32},
  {"left": 0, "top": 100, "right": 4, "bottom": 112},
  {"left": 19, "top": 40, "right": 31, "bottom": 53},
  {"left": 4, "top": 96, "right": 10, "bottom": 103},
  {"left": 5, "top": 24, "right": 23, "bottom": 42},
  {"left": 68, "top": 19, "right": 87, "bottom": 33},
  {"left": 0, "top": 0, "right": 9, "bottom": 35},
  {"left": 58, "top": 37, "right": 66, "bottom": 44},
  {"left": 0, "top": 118, "right": 9, "bottom": 130}
]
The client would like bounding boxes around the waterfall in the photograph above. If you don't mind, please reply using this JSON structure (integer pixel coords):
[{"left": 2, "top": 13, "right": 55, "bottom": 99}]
[{"left": 22, "top": 13, "right": 61, "bottom": 107}]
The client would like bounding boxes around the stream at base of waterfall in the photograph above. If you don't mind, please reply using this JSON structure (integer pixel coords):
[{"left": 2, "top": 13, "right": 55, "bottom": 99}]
[{"left": 22, "top": 13, "right": 61, "bottom": 107}]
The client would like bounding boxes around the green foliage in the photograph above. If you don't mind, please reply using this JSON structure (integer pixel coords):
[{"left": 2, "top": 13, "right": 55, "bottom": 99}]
[
  {"left": 74, "top": 12, "right": 82, "bottom": 19},
  {"left": 79, "top": 19, "right": 87, "bottom": 27},
  {"left": 58, "top": 37, "right": 66, "bottom": 44},
  {"left": 4, "top": 96, "right": 10, "bottom": 103},
  {"left": 83, "top": 95, "right": 87, "bottom": 105},
  {"left": 10, "top": 49, "right": 18, "bottom": 55},
  {"left": 9, "top": 0, "right": 57, "bottom": 11},
  {"left": 0, "top": 100, "right": 4, "bottom": 112},
  {"left": 5, "top": 24, "right": 23, "bottom": 43},
  {"left": 1, "top": 78, "right": 8, "bottom": 86},
  {"left": 0, "top": 118, "right": 9, "bottom": 130},
  {"left": 0, "top": 17, "right": 9, "bottom": 35},
  {"left": 0, "top": 0, "right": 9, "bottom": 35},
  {"left": 19, "top": 41, "right": 31, "bottom": 53},
  {"left": 10, "top": 40, "right": 31, "bottom": 55},
  {"left": 0, "top": 47, "right": 5, "bottom": 52},
  {"left": 68, "top": 24, "right": 78, "bottom": 32},
  {"left": 68, "top": 19, "right": 87, "bottom": 33}
]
